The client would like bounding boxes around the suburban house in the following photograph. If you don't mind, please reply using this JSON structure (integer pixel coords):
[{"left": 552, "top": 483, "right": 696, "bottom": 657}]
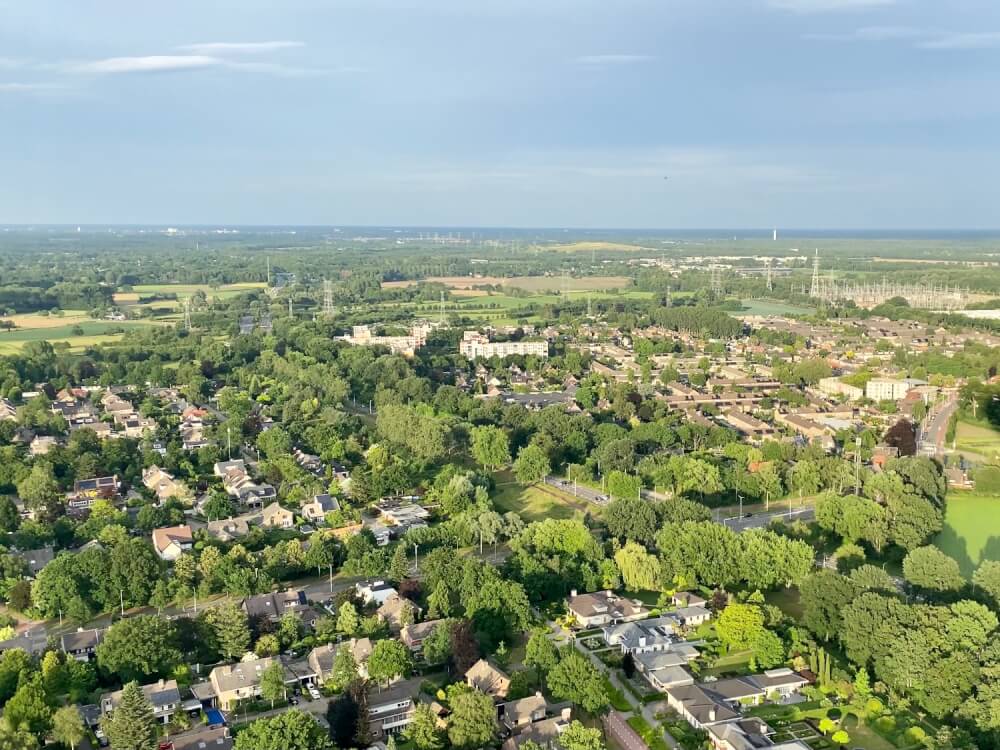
[
  {"left": 300, "top": 493, "right": 340, "bottom": 523},
  {"left": 0, "top": 398, "right": 15, "bottom": 421},
  {"left": 367, "top": 677, "right": 423, "bottom": 740},
  {"left": 672, "top": 591, "right": 708, "bottom": 608},
  {"left": 499, "top": 692, "right": 548, "bottom": 733},
  {"left": 152, "top": 525, "right": 194, "bottom": 561},
  {"left": 261, "top": 502, "right": 294, "bottom": 529},
  {"left": 356, "top": 580, "right": 398, "bottom": 607},
  {"left": 565, "top": 590, "right": 651, "bottom": 628},
  {"left": 377, "top": 594, "right": 421, "bottom": 632},
  {"left": 202, "top": 657, "right": 295, "bottom": 710},
  {"left": 308, "top": 638, "right": 373, "bottom": 683},
  {"left": 206, "top": 515, "right": 253, "bottom": 542},
  {"left": 634, "top": 651, "right": 697, "bottom": 692},
  {"left": 400, "top": 619, "right": 445, "bottom": 653},
  {"left": 142, "top": 466, "right": 188, "bottom": 504},
  {"left": 500, "top": 709, "right": 573, "bottom": 750},
  {"left": 161, "top": 727, "right": 233, "bottom": 750},
  {"left": 706, "top": 717, "right": 811, "bottom": 750},
  {"left": 66, "top": 475, "right": 120, "bottom": 512},
  {"left": 29, "top": 435, "right": 59, "bottom": 456},
  {"left": 101, "top": 679, "right": 181, "bottom": 724},
  {"left": 667, "top": 669, "right": 810, "bottom": 730},
  {"left": 241, "top": 590, "right": 310, "bottom": 624},
  {"left": 465, "top": 659, "right": 511, "bottom": 699},
  {"left": 604, "top": 616, "right": 703, "bottom": 655},
  {"left": 17, "top": 546, "right": 54, "bottom": 577},
  {"left": 60, "top": 628, "right": 105, "bottom": 662}
]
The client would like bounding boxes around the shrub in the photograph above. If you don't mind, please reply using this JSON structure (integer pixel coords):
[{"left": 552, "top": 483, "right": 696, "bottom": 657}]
[
  {"left": 906, "top": 726, "right": 927, "bottom": 744},
  {"left": 874, "top": 716, "right": 896, "bottom": 733},
  {"left": 865, "top": 698, "right": 884, "bottom": 718},
  {"left": 827, "top": 708, "right": 842, "bottom": 720}
]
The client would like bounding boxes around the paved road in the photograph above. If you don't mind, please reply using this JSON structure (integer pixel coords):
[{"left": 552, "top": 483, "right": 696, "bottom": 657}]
[
  {"left": 545, "top": 476, "right": 608, "bottom": 505},
  {"left": 720, "top": 506, "right": 815, "bottom": 532},
  {"left": 920, "top": 394, "right": 958, "bottom": 455}
]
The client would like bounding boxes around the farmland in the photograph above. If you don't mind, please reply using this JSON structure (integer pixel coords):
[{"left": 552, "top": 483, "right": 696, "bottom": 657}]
[{"left": 382, "top": 275, "right": 634, "bottom": 293}]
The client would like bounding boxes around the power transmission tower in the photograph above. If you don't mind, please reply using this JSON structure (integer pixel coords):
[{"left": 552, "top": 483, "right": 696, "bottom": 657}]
[
  {"left": 810, "top": 249, "right": 821, "bottom": 298},
  {"left": 710, "top": 265, "right": 723, "bottom": 296},
  {"left": 765, "top": 258, "right": 773, "bottom": 292},
  {"left": 322, "top": 279, "right": 334, "bottom": 317},
  {"left": 439, "top": 291, "right": 446, "bottom": 323},
  {"left": 183, "top": 298, "right": 192, "bottom": 331}
]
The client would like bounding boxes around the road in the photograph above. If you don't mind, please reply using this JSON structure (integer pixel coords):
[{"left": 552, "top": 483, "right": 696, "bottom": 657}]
[
  {"left": 919, "top": 394, "right": 958, "bottom": 456},
  {"left": 544, "top": 476, "right": 608, "bottom": 505},
  {"left": 719, "top": 506, "right": 815, "bottom": 532}
]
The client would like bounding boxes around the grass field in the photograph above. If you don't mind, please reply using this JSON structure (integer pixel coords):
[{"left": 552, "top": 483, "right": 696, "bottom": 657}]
[
  {"left": 954, "top": 420, "right": 1000, "bottom": 462},
  {"left": 934, "top": 492, "right": 1000, "bottom": 577},
  {"left": 491, "top": 475, "right": 583, "bottom": 521},
  {"left": 0, "top": 316, "right": 162, "bottom": 354},
  {"left": 546, "top": 241, "right": 654, "bottom": 254},
  {"left": 737, "top": 298, "right": 813, "bottom": 317},
  {"left": 383, "top": 275, "right": 634, "bottom": 293},
  {"left": 115, "top": 282, "right": 266, "bottom": 303}
]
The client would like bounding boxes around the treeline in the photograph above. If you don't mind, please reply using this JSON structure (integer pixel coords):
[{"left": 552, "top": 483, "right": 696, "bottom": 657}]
[
  {"left": 0, "top": 283, "right": 114, "bottom": 314},
  {"left": 649, "top": 305, "right": 745, "bottom": 338}
]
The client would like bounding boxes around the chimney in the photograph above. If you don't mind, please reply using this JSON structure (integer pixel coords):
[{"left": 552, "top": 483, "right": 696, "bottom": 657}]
[{"left": 708, "top": 708, "right": 716, "bottom": 722}]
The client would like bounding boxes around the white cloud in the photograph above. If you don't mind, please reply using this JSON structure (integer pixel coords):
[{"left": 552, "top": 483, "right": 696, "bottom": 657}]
[
  {"left": 65, "top": 55, "right": 221, "bottom": 74},
  {"left": 918, "top": 32, "right": 1000, "bottom": 50},
  {"left": 177, "top": 41, "right": 305, "bottom": 55},
  {"left": 769, "top": 0, "right": 896, "bottom": 12},
  {"left": 573, "top": 54, "right": 654, "bottom": 66}
]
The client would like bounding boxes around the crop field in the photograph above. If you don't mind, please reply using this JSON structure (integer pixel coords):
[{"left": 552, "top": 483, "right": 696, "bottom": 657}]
[
  {"left": 954, "top": 420, "right": 1000, "bottom": 462},
  {"left": 116, "top": 282, "right": 266, "bottom": 302},
  {"left": 934, "top": 492, "right": 1000, "bottom": 577}
]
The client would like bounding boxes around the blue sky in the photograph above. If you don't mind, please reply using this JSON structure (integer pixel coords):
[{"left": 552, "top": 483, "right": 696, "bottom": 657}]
[{"left": 1, "top": 0, "right": 999, "bottom": 228}]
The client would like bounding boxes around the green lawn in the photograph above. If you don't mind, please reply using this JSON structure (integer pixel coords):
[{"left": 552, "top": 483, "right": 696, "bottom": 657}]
[
  {"left": 491, "top": 477, "right": 581, "bottom": 522},
  {"left": 0, "top": 320, "right": 162, "bottom": 353},
  {"left": 934, "top": 492, "right": 1000, "bottom": 577},
  {"left": 626, "top": 716, "right": 670, "bottom": 750},
  {"left": 736, "top": 299, "right": 813, "bottom": 317}
]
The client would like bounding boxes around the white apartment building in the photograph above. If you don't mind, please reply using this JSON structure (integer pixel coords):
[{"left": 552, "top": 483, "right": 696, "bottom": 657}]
[
  {"left": 459, "top": 331, "right": 549, "bottom": 360},
  {"left": 865, "top": 378, "right": 922, "bottom": 401}
]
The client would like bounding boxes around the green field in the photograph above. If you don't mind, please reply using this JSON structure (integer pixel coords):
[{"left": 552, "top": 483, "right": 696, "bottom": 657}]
[
  {"left": 934, "top": 492, "right": 1000, "bottom": 577},
  {"left": 737, "top": 298, "right": 813, "bottom": 317},
  {"left": 954, "top": 420, "right": 1000, "bottom": 462},
  {"left": 491, "top": 477, "right": 581, "bottom": 522},
  {"left": 124, "top": 282, "right": 266, "bottom": 299}
]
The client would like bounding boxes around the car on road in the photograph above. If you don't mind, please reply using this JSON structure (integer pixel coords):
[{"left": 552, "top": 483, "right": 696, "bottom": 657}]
[{"left": 308, "top": 685, "right": 321, "bottom": 701}]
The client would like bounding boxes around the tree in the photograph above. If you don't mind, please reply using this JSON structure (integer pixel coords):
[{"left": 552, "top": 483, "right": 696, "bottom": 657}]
[
  {"left": 206, "top": 602, "right": 251, "bottom": 660},
  {"left": 4, "top": 675, "right": 52, "bottom": 735},
  {"left": 513, "top": 444, "right": 550, "bottom": 484},
  {"left": 558, "top": 721, "right": 605, "bottom": 750},
  {"left": 614, "top": 541, "right": 660, "bottom": 592},
  {"left": 102, "top": 681, "right": 156, "bottom": 750},
  {"left": 0, "top": 718, "right": 38, "bottom": 750},
  {"left": 831, "top": 730, "right": 850, "bottom": 746},
  {"left": 524, "top": 628, "right": 559, "bottom": 680},
  {"left": 52, "top": 705, "right": 86, "bottom": 750},
  {"left": 717, "top": 603, "right": 766, "bottom": 651},
  {"left": 234, "top": 710, "right": 333, "bottom": 750},
  {"left": 447, "top": 684, "right": 498, "bottom": 750},
  {"left": 604, "top": 496, "right": 657, "bottom": 545},
  {"left": 326, "top": 692, "right": 359, "bottom": 748},
  {"left": 903, "top": 546, "right": 964, "bottom": 593},
  {"left": 404, "top": 702, "right": 444, "bottom": 750},
  {"left": 451, "top": 620, "right": 481, "bottom": 674},
  {"left": 16, "top": 462, "right": 60, "bottom": 515},
  {"left": 546, "top": 650, "right": 609, "bottom": 714},
  {"left": 260, "top": 662, "right": 287, "bottom": 708},
  {"left": 337, "top": 601, "right": 361, "bottom": 636},
  {"left": 799, "top": 570, "right": 858, "bottom": 641},
  {"left": 605, "top": 471, "right": 641, "bottom": 502},
  {"left": 421, "top": 622, "right": 452, "bottom": 667},
  {"left": 973, "top": 559, "right": 1000, "bottom": 608},
  {"left": 853, "top": 668, "right": 872, "bottom": 702},
  {"left": 96, "top": 616, "right": 181, "bottom": 682},
  {"left": 471, "top": 426, "right": 511, "bottom": 471},
  {"left": 884, "top": 419, "right": 917, "bottom": 457},
  {"left": 367, "top": 639, "right": 412, "bottom": 686},
  {"left": 328, "top": 643, "right": 359, "bottom": 692}
]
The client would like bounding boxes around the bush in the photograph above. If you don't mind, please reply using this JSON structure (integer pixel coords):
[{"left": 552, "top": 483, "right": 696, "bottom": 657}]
[
  {"left": 865, "top": 698, "right": 884, "bottom": 718},
  {"left": 874, "top": 716, "right": 896, "bottom": 733},
  {"left": 827, "top": 707, "right": 842, "bottom": 720},
  {"left": 905, "top": 726, "right": 927, "bottom": 744}
]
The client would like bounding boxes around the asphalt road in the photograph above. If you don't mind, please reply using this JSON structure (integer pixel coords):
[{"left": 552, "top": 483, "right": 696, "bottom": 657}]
[
  {"left": 920, "top": 394, "right": 958, "bottom": 455},
  {"left": 720, "top": 506, "right": 815, "bottom": 532},
  {"left": 544, "top": 476, "right": 609, "bottom": 505}
]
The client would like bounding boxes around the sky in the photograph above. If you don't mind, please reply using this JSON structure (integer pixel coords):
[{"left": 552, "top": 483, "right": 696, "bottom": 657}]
[{"left": 1, "top": 0, "right": 999, "bottom": 229}]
